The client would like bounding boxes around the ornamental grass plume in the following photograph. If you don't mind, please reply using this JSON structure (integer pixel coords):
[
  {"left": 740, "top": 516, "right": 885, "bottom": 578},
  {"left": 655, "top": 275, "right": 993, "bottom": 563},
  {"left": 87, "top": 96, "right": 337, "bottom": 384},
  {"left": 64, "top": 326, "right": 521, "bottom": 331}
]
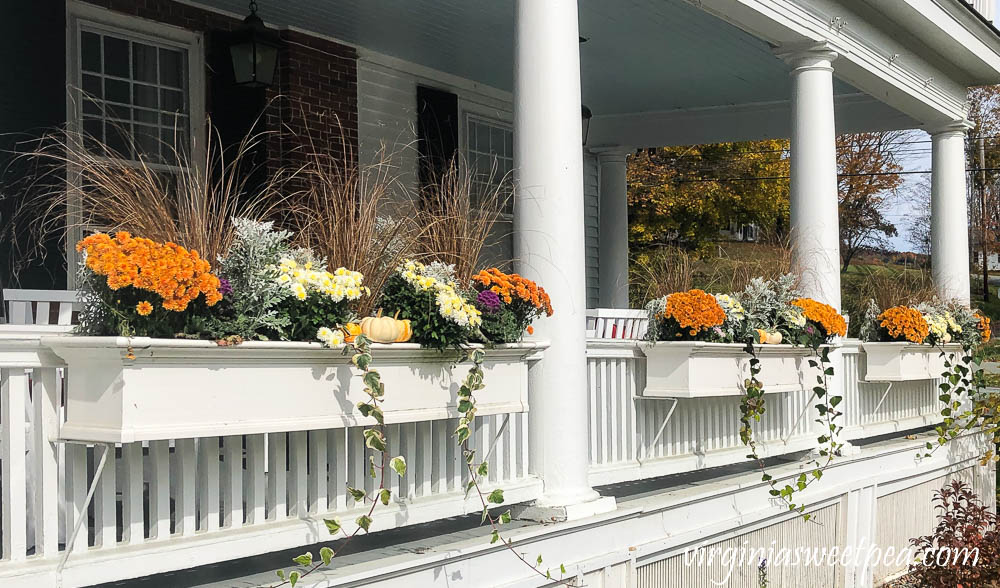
[
  {"left": 287, "top": 122, "right": 417, "bottom": 318},
  {"left": 3, "top": 111, "right": 291, "bottom": 279},
  {"left": 411, "top": 156, "right": 509, "bottom": 284}
]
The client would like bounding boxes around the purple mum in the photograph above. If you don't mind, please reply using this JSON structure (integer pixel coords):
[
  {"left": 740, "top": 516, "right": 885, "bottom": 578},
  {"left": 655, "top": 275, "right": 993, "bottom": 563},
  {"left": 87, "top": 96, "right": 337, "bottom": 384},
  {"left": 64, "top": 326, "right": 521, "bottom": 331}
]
[
  {"left": 218, "top": 277, "right": 233, "bottom": 296},
  {"left": 476, "top": 289, "right": 502, "bottom": 314}
]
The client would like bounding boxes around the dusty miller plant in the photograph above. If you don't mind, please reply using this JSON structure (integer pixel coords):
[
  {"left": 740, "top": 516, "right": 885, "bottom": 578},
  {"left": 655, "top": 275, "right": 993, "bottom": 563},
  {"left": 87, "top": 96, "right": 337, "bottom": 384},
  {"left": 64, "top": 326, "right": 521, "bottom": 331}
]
[
  {"left": 737, "top": 274, "right": 800, "bottom": 331},
  {"left": 211, "top": 218, "right": 293, "bottom": 339}
]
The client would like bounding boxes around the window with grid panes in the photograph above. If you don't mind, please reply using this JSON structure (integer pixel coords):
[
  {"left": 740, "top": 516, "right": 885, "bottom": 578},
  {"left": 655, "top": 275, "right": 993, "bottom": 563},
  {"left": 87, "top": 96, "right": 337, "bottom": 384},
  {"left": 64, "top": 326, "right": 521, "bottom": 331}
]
[
  {"left": 78, "top": 27, "right": 190, "bottom": 165},
  {"left": 466, "top": 115, "right": 513, "bottom": 214}
]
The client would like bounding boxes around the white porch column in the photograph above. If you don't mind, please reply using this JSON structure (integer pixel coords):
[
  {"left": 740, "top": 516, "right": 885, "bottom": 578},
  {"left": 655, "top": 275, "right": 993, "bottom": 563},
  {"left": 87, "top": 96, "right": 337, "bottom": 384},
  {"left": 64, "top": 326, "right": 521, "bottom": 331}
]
[
  {"left": 781, "top": 45, "right": 842, "bottom": 310},
  {"left": 930, "top": 122, "right": 972, "bottom": 305},
  {"left": 513, "top": 0, "right": 613, "bottom": 518},
  {"left": 595, "top": 148, "right": 631, "bottom": 309}
]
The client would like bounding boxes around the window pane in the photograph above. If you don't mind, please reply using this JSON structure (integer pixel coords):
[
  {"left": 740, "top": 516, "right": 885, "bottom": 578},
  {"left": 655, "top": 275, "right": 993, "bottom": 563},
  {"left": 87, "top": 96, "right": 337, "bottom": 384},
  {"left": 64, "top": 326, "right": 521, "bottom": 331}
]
[
  {"left": 82, "top": 117, "right": 103, "bottom": 143},
  {"left": 103, "top": 36, "right": 129, "bottom": 77},
  {"left": 160, "top": 89, "right": 184, "bottom": 112},
  {"left": 476, "top": 124, "right": 490, "bottom": 152},
  {"left": 81, "top": 32, "right": 101, "bottom": 73},
  {"left": 104, "top": 78, "right": 129, "bottom": 104},
  {"left": 134, "top": 124, "right": 160, "bottom": 161},
  {"left": 159, "top": 48, "right": 183, "bottom": 88},
  {"left": 132, "top": 43, "right": 158, "bottom": 83},
  {"left": 133, "top": 84, "right": 158, "bottom": 108},
  {"left": 105, "top": 121, "right": 132, "bottom": 158},
  {"left": 133, "top": 108, "right": 158, "bottom": 124},
  {"left": 491, "top": 127, "right": 505, "bottom": 152},
  {"left": 82, "top": 73, "right": 102, "bottom": 99},
  {"left": 82, "top": 98, "right": 101, "bottom": 116}
]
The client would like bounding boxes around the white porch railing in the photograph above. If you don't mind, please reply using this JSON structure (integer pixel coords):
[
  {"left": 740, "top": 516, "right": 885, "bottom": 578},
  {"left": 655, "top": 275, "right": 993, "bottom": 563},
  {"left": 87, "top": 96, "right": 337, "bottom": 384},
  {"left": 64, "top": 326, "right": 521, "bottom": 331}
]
[
  {"left": 584, "top": 310, "right": 946, "bottom": 486},
  {"left": 839, "top": 340, "right": 942, "bottom": 440},
  {"left": 973, "top": 0, "right": 996, "bottom": 22},
  {"left": 0, "top": 327, "right": 537, "bottom": 587},
  {"left": 585, "top": 338, "right": 817, "bottom": 487}
]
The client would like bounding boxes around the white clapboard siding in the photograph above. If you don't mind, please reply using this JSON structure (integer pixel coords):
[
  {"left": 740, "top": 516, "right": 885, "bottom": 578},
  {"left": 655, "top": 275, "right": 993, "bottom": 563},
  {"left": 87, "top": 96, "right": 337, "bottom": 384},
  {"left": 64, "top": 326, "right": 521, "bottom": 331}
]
[
  {"left": 586, "top": 337, "right": 817, "bottom": 487},
  {"left": 584, "top": 151, "right": 601, "bottom": 309}
]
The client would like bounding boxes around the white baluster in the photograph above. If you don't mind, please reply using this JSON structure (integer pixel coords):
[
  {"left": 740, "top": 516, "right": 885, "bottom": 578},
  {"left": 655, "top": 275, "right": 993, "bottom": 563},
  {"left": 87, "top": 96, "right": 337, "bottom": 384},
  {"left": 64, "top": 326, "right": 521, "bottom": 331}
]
[
  {"left": 245, "top": 434, "right": 266, "bottom": 525},
  {"left": 32, "top": 367, "right": 59, "bottom": 556},
  {"left": 173, "top": 438, "right": 197, "bottom": 536},
  {"left": 308, "top": 430, "right": 328, "bottom": 515},
  {"left": 148, "top": 440, "right": 170, "bottom": 540},
  {"left": 222, "top": 436, "right": 244, "bottom": 529},
  {"left": 121, "top": 443, "right": 144, "bottom": 544},
  {"left": 267, "top": 433, "right": 287, "bottom": 521},
  {"left": 2, "top": 369, "right": 28, "bottom": 560}
]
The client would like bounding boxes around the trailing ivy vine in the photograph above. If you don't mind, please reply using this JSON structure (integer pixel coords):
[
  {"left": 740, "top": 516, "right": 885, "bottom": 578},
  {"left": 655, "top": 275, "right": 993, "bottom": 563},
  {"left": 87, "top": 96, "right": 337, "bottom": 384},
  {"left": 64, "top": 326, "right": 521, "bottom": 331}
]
[
  {"left": 739, "top": 340, "right": 842, "bottom": 521},
  {"left": 269, "top": 343, "right": 569, "bottom": 586},
  {"left": 921, "top": 344, "right": 1000, "bottom": 461},
  {"left": 270, "top": 334, "right": 407, "bottom": 588}
]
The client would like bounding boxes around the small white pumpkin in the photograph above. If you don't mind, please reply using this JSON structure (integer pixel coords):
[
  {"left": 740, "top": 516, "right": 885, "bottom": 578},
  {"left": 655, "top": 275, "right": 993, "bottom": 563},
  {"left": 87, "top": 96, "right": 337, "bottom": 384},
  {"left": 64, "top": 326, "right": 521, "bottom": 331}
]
[
  {"left": 360, "top": 309, "right": 406, "bottom": 344},
  {"left": 767, "top": 331, "right": 783, "bottom": 345}
]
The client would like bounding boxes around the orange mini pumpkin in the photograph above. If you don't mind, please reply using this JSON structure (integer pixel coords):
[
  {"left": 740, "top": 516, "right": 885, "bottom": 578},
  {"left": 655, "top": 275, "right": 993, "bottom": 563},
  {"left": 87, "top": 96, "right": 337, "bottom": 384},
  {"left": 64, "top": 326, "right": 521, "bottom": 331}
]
[{"left": 342, "top": 322, "right": 362, "bottom": 343}]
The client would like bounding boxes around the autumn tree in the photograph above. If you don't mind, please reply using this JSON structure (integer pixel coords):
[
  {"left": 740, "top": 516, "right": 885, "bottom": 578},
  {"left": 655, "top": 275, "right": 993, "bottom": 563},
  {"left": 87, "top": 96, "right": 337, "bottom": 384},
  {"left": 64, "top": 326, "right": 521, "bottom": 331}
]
[
  {"left": 627, "top": 140, "right": 790, "bottom": 253},
  {"left": 837, "top": 131, "right": 907, "bottom": 271}
]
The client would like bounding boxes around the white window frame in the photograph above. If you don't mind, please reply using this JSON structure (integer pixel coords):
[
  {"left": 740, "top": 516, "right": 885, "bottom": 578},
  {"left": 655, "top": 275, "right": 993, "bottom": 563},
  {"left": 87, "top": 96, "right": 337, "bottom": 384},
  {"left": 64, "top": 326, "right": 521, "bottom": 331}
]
[
  {"left": 459, "top": 104, "right": 514, "bottom": 218},
  {"left": 64, "top": 1, "right": 205, "bottom": 286}
]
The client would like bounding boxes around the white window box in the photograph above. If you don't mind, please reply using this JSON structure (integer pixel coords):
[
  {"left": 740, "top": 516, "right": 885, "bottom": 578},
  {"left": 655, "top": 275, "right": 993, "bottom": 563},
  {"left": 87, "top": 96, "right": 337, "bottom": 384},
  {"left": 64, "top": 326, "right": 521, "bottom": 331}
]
[
  {"left": 861, "top": 342, "right": 961, "bottom": 382},
  {"left": 42, "top": 336, "right": 545, "bottom": 443},
  {"left": 641, "top": 342, "right": 822, "bottom": 398}
]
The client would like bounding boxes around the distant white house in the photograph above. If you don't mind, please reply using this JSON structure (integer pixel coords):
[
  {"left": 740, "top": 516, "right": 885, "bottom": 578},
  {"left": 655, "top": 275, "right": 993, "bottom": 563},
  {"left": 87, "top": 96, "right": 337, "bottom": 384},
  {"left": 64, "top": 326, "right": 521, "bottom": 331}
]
[{"left": 973, "top": 250, "right": 1000, "bottom": 271}]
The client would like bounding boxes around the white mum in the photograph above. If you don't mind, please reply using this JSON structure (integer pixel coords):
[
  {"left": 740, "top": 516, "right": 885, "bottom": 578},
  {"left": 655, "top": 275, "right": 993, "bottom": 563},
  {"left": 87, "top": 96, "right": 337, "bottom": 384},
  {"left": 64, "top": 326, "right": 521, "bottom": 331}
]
[
  {"left": 275, "top": 258, "right": 367, "bottom": 302},
  {"left": 399, "top": 260, "right": 482, "bottom": 328}
]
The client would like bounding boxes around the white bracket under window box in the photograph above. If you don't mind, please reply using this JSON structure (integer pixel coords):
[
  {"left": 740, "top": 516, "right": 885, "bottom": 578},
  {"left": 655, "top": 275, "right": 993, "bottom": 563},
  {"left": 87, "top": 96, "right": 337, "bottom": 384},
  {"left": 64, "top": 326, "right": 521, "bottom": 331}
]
[
  {"left": 861, "top": 342, "right": 960, "bottom": 382},
  {"left": 640, "top": 342, "right": 820, "bottom": 398},
  {"left": 42, "top": 336, "right": 546, "bottom": 443}
]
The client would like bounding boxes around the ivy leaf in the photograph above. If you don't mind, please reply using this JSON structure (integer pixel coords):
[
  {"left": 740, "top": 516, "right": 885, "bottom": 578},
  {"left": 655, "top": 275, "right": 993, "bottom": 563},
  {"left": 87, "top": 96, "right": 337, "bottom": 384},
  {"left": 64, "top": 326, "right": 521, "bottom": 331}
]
[
  {"left": 277, "top": 570, "right": 285, "bottom": 580},
  {"left": 289, "top": 571, "right": 300, "bottom": 587},
  {"left": 390, "top": 456, "right": 407, "bottom": 477},
  {"left": 500, "top": 510, "right": 511, "bottom": 524},
  {"left": 477, "top": 462, "right": 489, "bottom": 477},
  {"left": 347, "top": 486, "right": 366, "bottom": 503},
  {"left": 320, "top": 546, "right": 334, "bottom": 565},
  {"left": 380, "top": 488, "right": 391, "bottom": 506},
  {"left": 364, "top": 428, "right": 387, "bottom": 452},
  {"left": 293, "top": 552, "right": 312, "bottom": 566},
  {"left": 356, "top": 515, "right": 373, "bottom": 533},
  {"left": 491, "top": 530, "right": 500, "bottom": 544},
  {"left": 487, "top": 489, "right": 505, "bottom": 504}
]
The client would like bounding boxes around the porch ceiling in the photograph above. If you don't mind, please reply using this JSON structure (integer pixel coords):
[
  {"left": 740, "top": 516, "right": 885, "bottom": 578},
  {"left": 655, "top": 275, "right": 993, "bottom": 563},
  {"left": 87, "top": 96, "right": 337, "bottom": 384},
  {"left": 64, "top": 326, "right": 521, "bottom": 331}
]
[{"left": 197, "top": 0, "right": 861, "bottom": 116}]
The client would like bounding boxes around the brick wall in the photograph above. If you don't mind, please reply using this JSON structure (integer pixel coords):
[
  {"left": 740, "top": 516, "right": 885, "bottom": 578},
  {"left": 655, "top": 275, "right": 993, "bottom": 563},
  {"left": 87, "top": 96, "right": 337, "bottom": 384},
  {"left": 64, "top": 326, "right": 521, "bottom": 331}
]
[{"left": 80, "top": 0, "right": 358, "bottom": 169}]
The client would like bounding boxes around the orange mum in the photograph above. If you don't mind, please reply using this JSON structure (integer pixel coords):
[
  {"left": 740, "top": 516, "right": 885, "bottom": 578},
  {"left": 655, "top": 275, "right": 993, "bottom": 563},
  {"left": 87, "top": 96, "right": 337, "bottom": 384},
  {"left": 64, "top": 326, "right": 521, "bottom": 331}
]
[
  {"left": 878, "top": 306, "right": 929, "bottom": 344},
  {"left": 472, "top": 268, "right": 554, "bottom": 316},
  {"left": 791, "top": 298, "right": 846, "bottom": 337},
  {"left": 76, "top": 232, "right": 222, "bottom": 312},
  {"left": 976, "top": 311, "right": 992, "bottom": 343},
  {"left": 661, "top": 289, "right": 726, "bottom": 336},
  {"left": 135, "top": 301, "right": 153, "bottom": 316}
]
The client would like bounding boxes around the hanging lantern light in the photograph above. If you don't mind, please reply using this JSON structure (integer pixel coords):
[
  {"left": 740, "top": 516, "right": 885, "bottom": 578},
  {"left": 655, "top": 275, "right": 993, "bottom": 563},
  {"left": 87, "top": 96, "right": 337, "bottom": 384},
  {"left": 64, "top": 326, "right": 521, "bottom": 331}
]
[
  {"left": 582, "top": 105, "right": 593, "bottom": 146},
  {"left": 229, "top": 1, "right": 280, "bottom": 88}
]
